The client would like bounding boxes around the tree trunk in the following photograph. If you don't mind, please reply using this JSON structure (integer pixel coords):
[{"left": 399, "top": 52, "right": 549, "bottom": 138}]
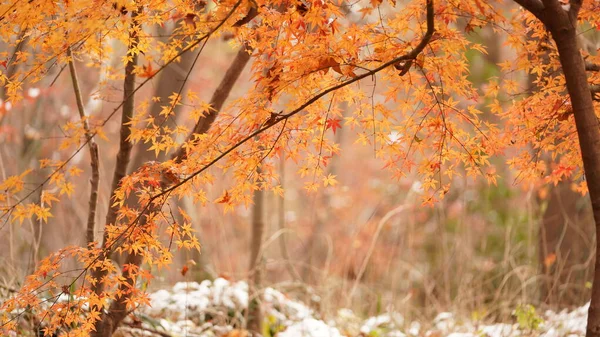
[
  {"left": 247, "top": 166, "right": 264, "bottom": 335},
  {"left": 546, "top": 10, "right": 600, "bottom": 337}
]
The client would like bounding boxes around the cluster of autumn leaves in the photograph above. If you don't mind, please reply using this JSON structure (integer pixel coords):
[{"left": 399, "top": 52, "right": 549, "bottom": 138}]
[{"left": 0, "top": 0, "right": 599, "bottom": 335}]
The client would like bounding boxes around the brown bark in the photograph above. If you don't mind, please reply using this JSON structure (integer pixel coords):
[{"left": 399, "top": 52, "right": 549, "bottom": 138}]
[
  {"left": 67, "top": 47, "right": 100, "bottom": 246},
  {"left": 247, "top": 166, "right": 264, "bottom": 334},
  {"left": 90, "top": 8, "right": 141, "bottom": 336},
  {"left": 535, "top": 2, "right": 600, "bottom": 335},
  {"left": 511, "top": 1, "right": 600, "bottom": 334},
  {"left": 90, "top": 6, "right": 141, "bottom": 297},
  {"left": 92, "top": 248, "right": 144, "bottom": 337},
  {"left": 172, "top": 44, "right": 253, "bottom": 160}
]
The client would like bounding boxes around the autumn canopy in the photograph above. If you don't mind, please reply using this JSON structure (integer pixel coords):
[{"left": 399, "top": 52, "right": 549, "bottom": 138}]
[{"left": 1, "top": 0, "right": 600, "bottom": 336}]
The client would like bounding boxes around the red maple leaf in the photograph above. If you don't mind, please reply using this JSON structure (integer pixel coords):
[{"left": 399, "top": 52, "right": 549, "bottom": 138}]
[
  {"left": 217, "top": 191, "right": 231, "bottom": 204},
  {"left": 326, "top": 118, "right": 342, "bottom": 134},
  {"left": 139, "top": 62, "right": 156, "bottom": 78}
]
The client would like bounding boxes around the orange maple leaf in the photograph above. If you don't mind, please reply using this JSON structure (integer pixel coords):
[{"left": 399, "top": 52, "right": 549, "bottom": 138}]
[{"left": 139, "top": 62, "right": 156, "bottom": 78}]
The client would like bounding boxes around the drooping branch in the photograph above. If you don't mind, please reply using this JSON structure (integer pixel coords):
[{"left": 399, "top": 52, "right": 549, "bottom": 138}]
[
  {"left": 67, "top": 47, "right": 100, "bottom": 246},
  {"left": 156, "top": 0, "right": 436, "bottom": 201},
  {"left": 96, "top": 2, "right": 436, "bottom": 307}
]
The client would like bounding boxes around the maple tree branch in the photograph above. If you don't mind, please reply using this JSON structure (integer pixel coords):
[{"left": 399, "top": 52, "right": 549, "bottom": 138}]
[
  {"left": 87, "top": 1, "right": 435, "bottom": 332},
  {"left": 157, "top": 0, "right": 436, "bottom": 202},
  {"left": 0, "top": 30, "right": 27, "bottom": 101},
  {"left": 0, "top": 1, "right": 244, "bottom": 227},
  {"left": 173, "top": 43, "right": 253, "bottom": 160},
  {"left": 233, "top": 0, "right": 259, "bottom": 27},
  {"left": 91, "top": 7, "right": 141, "bottom": 296},
  {"left": 4, "top": 1, "right": 435, "bottom": 334},
  {"left": 92, "top": 15, "right": 253, "bottom": 337},
  {"left": 67, "top": 46, "right": 100, "bottom": 246},
  {"left": 7, "top": 5, "right": 247, "bottom": 334},
  {"left": 586, "top": 62, "right": 600, "bottom": 72}
]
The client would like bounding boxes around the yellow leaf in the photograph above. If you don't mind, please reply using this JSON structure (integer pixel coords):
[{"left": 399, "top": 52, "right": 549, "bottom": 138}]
[{"left": 322, "top": 174, "right": 338, "bottom": 187}]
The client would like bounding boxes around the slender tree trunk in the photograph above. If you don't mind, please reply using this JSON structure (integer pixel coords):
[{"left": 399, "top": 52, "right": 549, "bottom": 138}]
[
  {"left": 546, "top": 11, "right": 600, "bottom": 337},
  {"left": 247, "top": 166, "right": 264, "bottom": 335},
  {"left": 90, "top": 8, "right": 140, "bottom": 297},
  {"left": 67, "top": 47, "right": 100, "bottom": 246}
]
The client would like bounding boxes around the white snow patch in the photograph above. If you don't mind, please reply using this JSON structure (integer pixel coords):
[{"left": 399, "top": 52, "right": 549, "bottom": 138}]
[{"left": 278, "top": 318, "right": 342, "bottom": 337}]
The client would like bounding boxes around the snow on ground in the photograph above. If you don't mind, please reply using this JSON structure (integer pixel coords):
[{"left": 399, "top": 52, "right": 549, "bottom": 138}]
[{"left": 116, "top": 278, "right": 589, "bottom": 337}]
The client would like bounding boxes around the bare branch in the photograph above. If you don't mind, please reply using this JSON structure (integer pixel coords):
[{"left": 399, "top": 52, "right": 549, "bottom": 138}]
[{"left": 67, "top": 47, "right": 100, "bottom": 246}]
